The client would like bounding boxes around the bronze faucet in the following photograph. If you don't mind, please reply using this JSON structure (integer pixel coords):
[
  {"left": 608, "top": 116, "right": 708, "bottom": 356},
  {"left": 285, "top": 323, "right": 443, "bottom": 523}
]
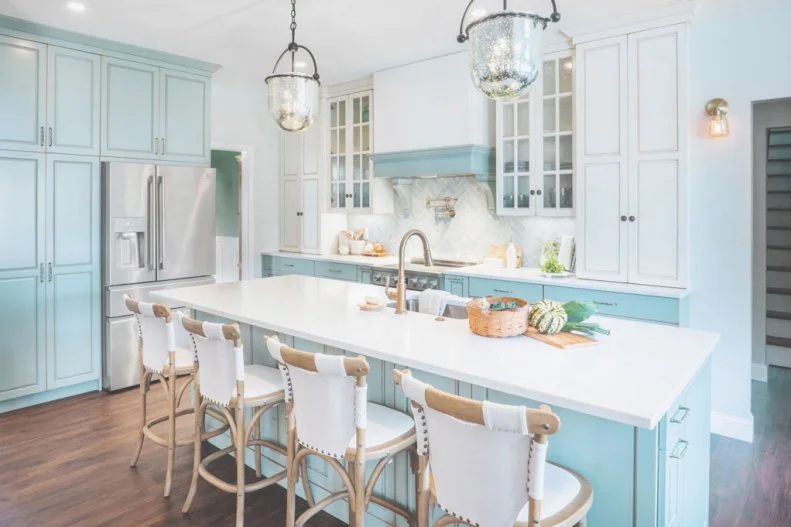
[{"left": 386, "top": 230, "right": 434, "bottom": 314}]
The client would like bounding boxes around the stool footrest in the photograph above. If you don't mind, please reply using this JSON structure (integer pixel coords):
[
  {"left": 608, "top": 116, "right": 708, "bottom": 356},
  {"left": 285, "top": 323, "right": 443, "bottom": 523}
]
[{"left": 198, "top": 445, "right": 287, "bottom": 494}]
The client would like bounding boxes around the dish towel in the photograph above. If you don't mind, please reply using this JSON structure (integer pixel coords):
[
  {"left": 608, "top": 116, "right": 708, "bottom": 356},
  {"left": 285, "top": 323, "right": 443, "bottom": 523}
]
[{"left": 418, "top": 289, "right": 452, "bottom": 316}]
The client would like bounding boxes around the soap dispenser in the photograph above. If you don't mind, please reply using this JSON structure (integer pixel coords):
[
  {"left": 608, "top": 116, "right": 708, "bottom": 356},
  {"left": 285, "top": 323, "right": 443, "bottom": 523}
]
[{"left": 505, "top": 242, "right": 517, "bottom": 269}]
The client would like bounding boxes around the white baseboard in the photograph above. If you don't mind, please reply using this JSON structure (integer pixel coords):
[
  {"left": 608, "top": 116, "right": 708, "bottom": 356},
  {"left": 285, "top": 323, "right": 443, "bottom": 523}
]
[
  {"left": 711, "top": 411, "right": 754, "bottom": 443},
  {"left": 752, "top": 362, "right": 769, "bottom": 382}
]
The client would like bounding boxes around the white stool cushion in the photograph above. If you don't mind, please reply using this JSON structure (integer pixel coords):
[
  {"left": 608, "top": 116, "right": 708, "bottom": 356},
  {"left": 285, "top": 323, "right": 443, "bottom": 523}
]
[
  {"left": 233, "top": 365, "right": 285, "bottom": 405},
  {"left": 516, "top": 462, "right": 582, "bottom": 520},
  {"left": 157, "top": 346, "right": 194, "bottom": 374},
  {"left": 346, "top": 403, "right": 414, "bottom": 457}
]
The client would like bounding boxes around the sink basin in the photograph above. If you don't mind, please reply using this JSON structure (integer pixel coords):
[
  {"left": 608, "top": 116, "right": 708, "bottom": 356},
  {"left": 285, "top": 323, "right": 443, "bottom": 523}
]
[{"left": 387, "top": 298, "right": 469, "bottom": 320}]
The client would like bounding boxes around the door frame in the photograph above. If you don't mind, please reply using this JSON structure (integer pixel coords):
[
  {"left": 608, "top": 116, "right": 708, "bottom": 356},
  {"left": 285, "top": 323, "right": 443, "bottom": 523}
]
[
  {"left": 752, "top": 98, "right": 791, "bottom": 380},
  {"left": 211, "top": 143, "right": 254, "bottom": 281}
]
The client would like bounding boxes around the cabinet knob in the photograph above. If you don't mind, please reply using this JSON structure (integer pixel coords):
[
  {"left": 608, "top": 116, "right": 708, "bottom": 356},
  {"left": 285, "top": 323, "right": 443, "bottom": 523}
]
[
  {"left": 629, "top": 216, "right": 636, "bottom": 222},
  {"left": 529, "top": 190, "right": 536, "bottom": 196},
  {"left": 536, "top": 189, "right": 542, "bottom": 196},
  {"left": 620, "top": 215, "right": 627, "bottom": 222}
]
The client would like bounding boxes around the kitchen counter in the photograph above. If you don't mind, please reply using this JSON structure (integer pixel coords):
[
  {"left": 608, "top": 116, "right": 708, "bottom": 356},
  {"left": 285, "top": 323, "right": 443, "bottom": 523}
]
[
  {"left": 154, "top": 275, "right": 714, "bottom": 429},
  {"left": 444, "top": 265, "right": 690, "bottom": 299},
  {"left": 262, "top": 250, "right": 398, "bottom": 267}
]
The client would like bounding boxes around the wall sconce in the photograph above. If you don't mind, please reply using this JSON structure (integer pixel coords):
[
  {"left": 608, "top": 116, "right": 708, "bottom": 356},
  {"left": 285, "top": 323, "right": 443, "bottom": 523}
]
[{"left": 705, "top": 98, "right": 729, "bottom": 138}]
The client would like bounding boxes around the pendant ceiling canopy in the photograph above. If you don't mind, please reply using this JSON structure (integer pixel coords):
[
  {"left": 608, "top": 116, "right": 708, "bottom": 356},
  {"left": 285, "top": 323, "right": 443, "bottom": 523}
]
[
  {"left": 265, "top": 0, "right": 321, "bottom": 132},
  {"left": 457, "top": 0, "right": 561, "bottom": 100}
]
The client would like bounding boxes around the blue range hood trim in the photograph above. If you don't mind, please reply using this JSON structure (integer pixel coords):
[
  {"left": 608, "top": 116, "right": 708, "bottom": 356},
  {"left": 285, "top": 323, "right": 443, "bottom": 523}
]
[{"left": 371, "top": 145, "right": 496, "bottom": 210}]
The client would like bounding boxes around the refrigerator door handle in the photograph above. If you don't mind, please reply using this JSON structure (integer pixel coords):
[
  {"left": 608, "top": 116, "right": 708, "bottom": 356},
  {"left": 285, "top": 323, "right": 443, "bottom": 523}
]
[
  {"left": 147, "top": 175, "right": 155, "bottom": 270},
  {"left": 158, "top": 175, "right": 165, "bottom": 270}
]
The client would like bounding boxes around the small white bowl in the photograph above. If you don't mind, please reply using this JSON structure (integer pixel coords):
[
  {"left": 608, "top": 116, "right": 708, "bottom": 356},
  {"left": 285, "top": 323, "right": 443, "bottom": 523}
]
[{"left": 364, "top": 296, "right": 385, "bottom": 307}]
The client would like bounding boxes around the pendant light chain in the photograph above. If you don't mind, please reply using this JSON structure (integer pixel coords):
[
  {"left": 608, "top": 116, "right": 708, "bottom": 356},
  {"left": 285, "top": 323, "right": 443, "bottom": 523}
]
[{"left": 290, "top": 0, "right": 297, "bottom": 44}]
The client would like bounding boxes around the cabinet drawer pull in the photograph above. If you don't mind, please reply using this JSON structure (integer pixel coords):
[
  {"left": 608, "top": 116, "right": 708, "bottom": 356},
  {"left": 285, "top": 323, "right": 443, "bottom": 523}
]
[
  {"left": 40, "top": 126, "right": 45, "bottom": 147},
  {"left": 283, "top": 264, "right": 295, "bottom": 268},
  {"left": 593, "top": 301, "right": 617, "bottom": 307},
  {"left": 47, "top": 262, "right": 53, "bottom": 282},
  {"left": 48, "top": 127, "right": 53, "bottom": 147},
  {"left": 39, "top": 263, "right": 45, "bottom": 283},
  {"left": 670, "top": 439, "right": 689, "bottom": 460},
  {"left": 493, "top": 288, "right": 513, "bottom": 294},
  {"left": 670, "top": 406, "right": 690, "bottom": 424},
  {"left": 328, "top": 269, "right": 342, "bottom": 274}
]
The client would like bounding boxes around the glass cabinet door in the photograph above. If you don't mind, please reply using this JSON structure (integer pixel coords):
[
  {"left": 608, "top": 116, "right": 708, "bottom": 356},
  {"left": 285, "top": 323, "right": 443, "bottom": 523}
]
[
  {"left": 350, "top": 92, "right": 372, "bottom": 210},
  {"left": 499, "top": 96, "right": 532, "bottom": 214},
  {"left": 328, "top": 98, "right": 347, "bottom": 210},
  {"left": 540, "top": 55, "right": 574, "bottom": 216}
]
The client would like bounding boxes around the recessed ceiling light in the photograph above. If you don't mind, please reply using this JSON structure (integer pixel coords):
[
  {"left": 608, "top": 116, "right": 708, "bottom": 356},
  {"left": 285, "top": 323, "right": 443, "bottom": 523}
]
[{"left": 66, "top": 2, "right": 87, "bottom": 12}]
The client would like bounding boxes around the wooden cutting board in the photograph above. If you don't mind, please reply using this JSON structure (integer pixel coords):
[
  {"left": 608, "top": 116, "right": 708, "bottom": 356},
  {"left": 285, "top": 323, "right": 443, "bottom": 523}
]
[{"left": 525, "top": 327, "right": 599, "bottom": 349}]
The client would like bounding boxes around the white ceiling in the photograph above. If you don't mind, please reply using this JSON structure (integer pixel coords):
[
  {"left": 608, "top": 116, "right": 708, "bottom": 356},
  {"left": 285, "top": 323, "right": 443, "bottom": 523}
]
[{"left": 0, "top": 0, "right": 687, "bottom": 84}]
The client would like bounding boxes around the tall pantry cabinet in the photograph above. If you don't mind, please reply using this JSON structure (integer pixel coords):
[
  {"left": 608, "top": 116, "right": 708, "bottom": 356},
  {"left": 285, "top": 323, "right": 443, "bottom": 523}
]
[{"left": 575, "top": 23, "right": 689, "bottom": 288}]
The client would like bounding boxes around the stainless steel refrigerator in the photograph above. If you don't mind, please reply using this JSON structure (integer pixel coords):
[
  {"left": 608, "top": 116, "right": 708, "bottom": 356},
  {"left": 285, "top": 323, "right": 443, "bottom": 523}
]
[{"left": 102, "top": 162, "right": 216, "bottom": 391}]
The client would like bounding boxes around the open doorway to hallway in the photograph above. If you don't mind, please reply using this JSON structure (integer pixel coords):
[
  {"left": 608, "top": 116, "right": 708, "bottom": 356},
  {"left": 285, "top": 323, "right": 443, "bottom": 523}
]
[
  {"left": 212, "top": 149, "right": 242, "bottom": 282},
  {"left": 754, "top": 99, "right": 791, "bottom": 380}
]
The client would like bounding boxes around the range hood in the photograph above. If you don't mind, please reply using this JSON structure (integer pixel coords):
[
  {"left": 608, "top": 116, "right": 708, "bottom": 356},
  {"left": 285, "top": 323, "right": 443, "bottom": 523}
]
[{"left": 370, "top": 52, "right": 497, "bottom": 209}]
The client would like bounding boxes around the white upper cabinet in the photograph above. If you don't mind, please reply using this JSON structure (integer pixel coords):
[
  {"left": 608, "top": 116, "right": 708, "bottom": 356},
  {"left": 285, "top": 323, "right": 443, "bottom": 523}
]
[
  {"left": 575, "top": 24, "right": 688, "bottom": 287},
  {"left": 102, "top": 58, "right": 211, "bottom": 164},
  {"left": 0, "top": 36, "right": 46, "bottom": 152},
  {"left": 47, "top": 47, "right": 101, "bottom": 155},
  {"left": 496, "top": 51, "right": 575, "bottom": 217}
]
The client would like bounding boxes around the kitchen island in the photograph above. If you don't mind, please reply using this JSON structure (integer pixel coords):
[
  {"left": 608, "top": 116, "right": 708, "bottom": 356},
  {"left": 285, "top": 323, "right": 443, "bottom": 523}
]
[{"left": 154, "top": 275, "right": 718, "bottom": 527}]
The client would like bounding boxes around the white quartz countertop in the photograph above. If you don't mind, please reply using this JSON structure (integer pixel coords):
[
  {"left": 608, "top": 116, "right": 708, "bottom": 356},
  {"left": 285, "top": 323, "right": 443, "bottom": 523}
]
[
  {"left": 263, "top": 250, "right": 398, "bottom": 266},
  {"left": 445, "top": 265, "right": 690, "bottom": 298},
  {"left": 154, "top": 276, "right": 717, "bottom": 429}
]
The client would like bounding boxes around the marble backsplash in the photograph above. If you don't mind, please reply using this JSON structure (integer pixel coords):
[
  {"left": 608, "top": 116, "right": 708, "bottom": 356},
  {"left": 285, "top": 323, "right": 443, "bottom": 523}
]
[{"left": 347, "top": 177, "right": 575, "bottom": 267}]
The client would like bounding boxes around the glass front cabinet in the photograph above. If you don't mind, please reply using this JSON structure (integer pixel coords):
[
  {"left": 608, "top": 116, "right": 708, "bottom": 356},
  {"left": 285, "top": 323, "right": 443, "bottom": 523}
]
[
  {"left": 328, "top": 90, "right": 374, "bottom": 212},
  {"left": 496, "top": 51, "right": 574, "bottom": 217}
]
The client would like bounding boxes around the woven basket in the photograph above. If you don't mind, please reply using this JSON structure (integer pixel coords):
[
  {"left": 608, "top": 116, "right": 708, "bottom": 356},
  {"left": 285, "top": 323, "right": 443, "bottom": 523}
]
[{"left": 467, "top": 297, "right": 529, "bottom": 338}]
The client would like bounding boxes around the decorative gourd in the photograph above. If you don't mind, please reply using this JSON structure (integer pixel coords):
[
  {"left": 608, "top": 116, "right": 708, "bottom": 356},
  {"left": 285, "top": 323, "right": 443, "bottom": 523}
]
[{"left": 529, "top": 300, "right": 568, "bottom": 335}]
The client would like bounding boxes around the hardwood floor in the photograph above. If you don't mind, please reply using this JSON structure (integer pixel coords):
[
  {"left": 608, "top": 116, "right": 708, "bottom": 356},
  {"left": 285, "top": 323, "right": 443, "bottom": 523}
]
[
  {"left": 3, "top": 368, "right": 791, "bottom": 526},
  {"left": 0, "top": 383, "right": 344, "bottom": 527},
  {"left": 709, "top": 366, "right": 791, "bottom": 526}
]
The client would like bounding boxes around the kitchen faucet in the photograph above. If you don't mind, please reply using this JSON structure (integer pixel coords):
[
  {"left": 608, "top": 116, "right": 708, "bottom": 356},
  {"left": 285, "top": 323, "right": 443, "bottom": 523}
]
[{"left": 387, "top": 230, "right": 434, "bottom": 314}]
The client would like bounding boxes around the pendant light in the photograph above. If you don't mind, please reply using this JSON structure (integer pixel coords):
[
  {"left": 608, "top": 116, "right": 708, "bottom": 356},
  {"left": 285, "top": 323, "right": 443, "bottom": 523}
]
[
  {"left": 265, "top": 0, "right": 321, "bottom": 132},
  {"left": 457, "top": 0, "right": 561, "bottom": 100}
]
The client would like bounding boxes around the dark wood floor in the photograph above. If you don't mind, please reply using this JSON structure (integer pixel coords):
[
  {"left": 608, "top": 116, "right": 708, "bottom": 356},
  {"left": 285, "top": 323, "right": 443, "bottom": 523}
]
[
  {"left": 0, "top": 382, "right": 344, "bottom": 527},
  {"left": 709, "top": 366, "right": 791, "bottom": 527},
  {"left": 3, "top": 369, "right": 791, "bottom": 526}
]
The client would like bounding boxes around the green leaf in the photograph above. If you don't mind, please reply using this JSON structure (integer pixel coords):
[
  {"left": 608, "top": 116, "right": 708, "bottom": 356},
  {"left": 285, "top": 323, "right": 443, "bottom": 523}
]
[
  {"left": 562, "top": 321, "right": 611, "bottom": 336},
  {"left": 562, "top": 301, "right": 597, "bottom": 323}
]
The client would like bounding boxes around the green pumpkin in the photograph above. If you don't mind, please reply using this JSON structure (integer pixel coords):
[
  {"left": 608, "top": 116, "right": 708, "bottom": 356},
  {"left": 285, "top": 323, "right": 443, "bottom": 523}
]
[{"left": 529, "top": 300, "right": 568, "bottom": 335}]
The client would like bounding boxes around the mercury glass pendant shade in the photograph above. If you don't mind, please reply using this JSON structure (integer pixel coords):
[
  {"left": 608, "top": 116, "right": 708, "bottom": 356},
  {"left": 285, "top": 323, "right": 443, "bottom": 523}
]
[
  {"left": 265, "top": 73, "right": 320, "bottom": 132},
  {"left": 467, "top": 12, "right": 544, "bottom": 100}
]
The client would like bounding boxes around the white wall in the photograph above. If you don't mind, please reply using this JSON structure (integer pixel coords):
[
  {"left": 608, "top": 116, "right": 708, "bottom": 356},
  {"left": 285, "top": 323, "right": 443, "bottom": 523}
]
[
  {"left": 210, "top": 65, "right": 281, "bottom": 277},
  {"left": 689, "top": 0, "right": 791, "bottom": 440}
]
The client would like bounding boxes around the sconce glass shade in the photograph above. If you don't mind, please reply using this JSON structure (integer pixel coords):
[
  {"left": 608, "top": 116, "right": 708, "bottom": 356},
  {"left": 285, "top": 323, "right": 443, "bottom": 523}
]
[
  {"left": 265, "top": 73, "right": 320, "bottom": 132},
  {"left": 708, "top": 115, "right": 729, "bottom": 138},
  {"left": 705, "top": 98, "right": 729, "bottom": 138},
  {"left": 466, "top": 12, "right": 544, "bottom": 100}
]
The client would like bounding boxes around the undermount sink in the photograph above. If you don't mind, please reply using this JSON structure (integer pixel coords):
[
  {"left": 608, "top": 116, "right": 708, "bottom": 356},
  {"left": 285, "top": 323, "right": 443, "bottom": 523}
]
[{"left": 387, "top": 298, "right": 469, "bottom": 320}]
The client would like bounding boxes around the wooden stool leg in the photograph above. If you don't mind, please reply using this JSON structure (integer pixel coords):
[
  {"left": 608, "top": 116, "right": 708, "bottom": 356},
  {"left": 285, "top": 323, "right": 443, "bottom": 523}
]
[
  {"left": 285, "top": 404, "right": 297, "bottom": 527},
  {"left": 410, "top": 450, "right": 428, "bottom": 527},
  {"left": 346, "top": 461, "right": 355, "bottom": 527},
  {"left": 235, "top": 405, "right": 245, "bottom": 527},
  {"left": 353, "top": 458, "right": 365, "bottom": 527},
  {"left": 254, "top": 420, "right": 262, "bottom": 478},
  {"left": 182, "top": 379, "right": 204, "bottom": 514},
  {"left": 164, "top": 364, "right": 177, "bottom": 497},
  {"left": 299, "top": 457, "right": 315, "bottom": 506},
  {"left": 129, "top": 370, "right": 148, "bottom": 468}
]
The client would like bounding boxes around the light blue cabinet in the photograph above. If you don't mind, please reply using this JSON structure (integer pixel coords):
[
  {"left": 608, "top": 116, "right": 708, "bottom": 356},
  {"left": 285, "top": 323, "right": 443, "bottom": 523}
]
[
  {"left": 0, "top": 36, "right": 46, "bottom": 152},
  {"left": 159, "top": 68, "right": 210, "bottom": 164},
  {"left": 0, "top": 152, "right": 46, "bottom": 401},
  {"left": 0, "top": 153, "right": 100, "bottom": 403},
  {"left": 315, "top": 261, "right": 359, "bottom": 282},
  {"left": 101, "top": 57, "right": 159, "bottom": 159},
  {"left": 47, "top": 47, "right": 101, "bottom": 156},
  {"left": 544, "top": 285, "right": 680, "bottom": 325},
  {"left": 45, "top": 156, "right": 100, "bottom": 389},
  {"left": 468, "top": 277, "right": 544, "bottom": 303},
  {"left": 444, "top": 275, "right": 468, "bottom": 297}
]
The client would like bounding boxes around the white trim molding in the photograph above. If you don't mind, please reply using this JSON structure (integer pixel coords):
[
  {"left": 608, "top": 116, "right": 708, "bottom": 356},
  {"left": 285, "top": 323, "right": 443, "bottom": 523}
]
[
  {"left": 752, "top": 362, "right": 768, "bottom": 383},
  {"left": 711, "top": 411, "right": 754, "bottom": 443}
]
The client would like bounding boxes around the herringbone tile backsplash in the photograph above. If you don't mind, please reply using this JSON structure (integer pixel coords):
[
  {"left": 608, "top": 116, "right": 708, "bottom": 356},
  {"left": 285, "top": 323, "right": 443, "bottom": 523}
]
[{"left": 348, "top": 177, "right": 575, "bottom": 267}]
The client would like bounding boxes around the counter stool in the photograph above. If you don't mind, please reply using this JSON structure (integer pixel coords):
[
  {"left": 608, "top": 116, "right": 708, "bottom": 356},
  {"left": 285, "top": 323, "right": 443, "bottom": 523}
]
[
  {"left": 125, "top": 296, "right": 204, "bottom": 498},
  {"left": 394, "top": 369, "right": 593, "bottom": 527},
  {"left": 265, "top": 336, "right": 417, "bottom": 527},
  {"left": 180, "top": 316, "right": 313, "bottom": 527}
]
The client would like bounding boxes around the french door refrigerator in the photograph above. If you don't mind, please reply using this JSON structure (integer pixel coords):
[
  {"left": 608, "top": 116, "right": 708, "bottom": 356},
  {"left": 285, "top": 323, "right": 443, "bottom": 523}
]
[{"left": 102, "top": 162, "right": 216, "bottom": 391}]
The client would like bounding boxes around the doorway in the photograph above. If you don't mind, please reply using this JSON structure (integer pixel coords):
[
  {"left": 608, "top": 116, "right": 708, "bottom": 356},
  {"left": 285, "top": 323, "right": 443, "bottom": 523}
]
[
  {"left": 212, "top": 149, "right": 242, "bottom": 282},
  {"left": 753, "top": 99, "right": 791, "bottom": 376}
]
